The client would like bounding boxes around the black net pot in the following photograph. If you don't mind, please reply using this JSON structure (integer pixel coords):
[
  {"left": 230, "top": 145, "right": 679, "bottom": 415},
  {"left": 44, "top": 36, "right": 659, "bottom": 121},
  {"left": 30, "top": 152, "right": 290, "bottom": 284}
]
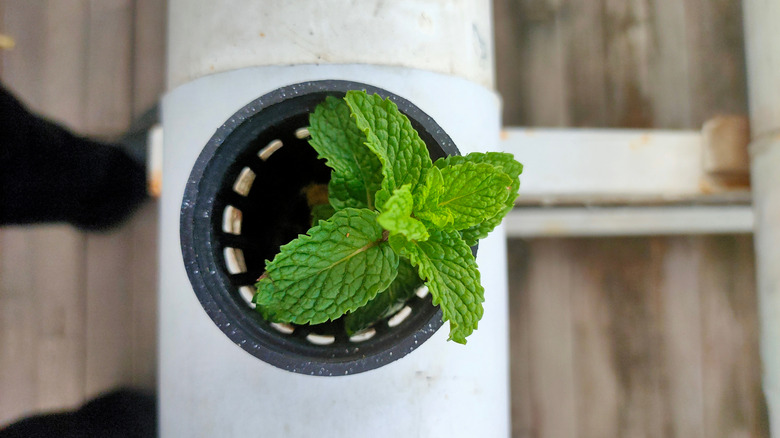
[{"left": 180, "top": 80, "right": 462, "bottom": 376}]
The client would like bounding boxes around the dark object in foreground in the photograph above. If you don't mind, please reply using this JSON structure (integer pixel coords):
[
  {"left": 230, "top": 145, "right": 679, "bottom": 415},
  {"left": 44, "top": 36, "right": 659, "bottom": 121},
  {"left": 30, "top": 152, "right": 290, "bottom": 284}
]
[
  {"left": 0, "top": 389, "right": 156, "bottom": 438},
  {"left": 0, "top": 84, "right": 148, "bottom": 231}
]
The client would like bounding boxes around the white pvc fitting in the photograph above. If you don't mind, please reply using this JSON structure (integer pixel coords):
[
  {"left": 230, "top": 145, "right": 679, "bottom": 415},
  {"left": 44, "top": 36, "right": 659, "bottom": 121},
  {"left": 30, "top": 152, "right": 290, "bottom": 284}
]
[
  {"left": 161, "top": 64, "right": 508, "bottom": 438},
  {"left": 161, "top": 1, "right": 508, "bottom": 437},
  {"left": 167, "top": 0, "right": 495, "bottom": 90}
]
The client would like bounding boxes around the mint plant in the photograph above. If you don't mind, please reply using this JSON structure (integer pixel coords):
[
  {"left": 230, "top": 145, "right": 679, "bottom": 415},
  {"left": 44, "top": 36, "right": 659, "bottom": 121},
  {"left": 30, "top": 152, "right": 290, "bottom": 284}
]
[{"left": 254, "top": 90, "right": 522, "bottom": 344}]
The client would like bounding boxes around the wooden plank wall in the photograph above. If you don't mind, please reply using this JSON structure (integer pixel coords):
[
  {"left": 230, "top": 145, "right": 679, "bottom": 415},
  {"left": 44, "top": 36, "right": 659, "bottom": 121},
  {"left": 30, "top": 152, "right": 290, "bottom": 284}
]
[
  {"left": 495, "top": 0, "right": 747, "bottom": 129},
  {"left": 0, "top": 1, "right": 767, "bottom": 437},
  {"left": 0, "top": 0, "right": 165, "bottom": 425},
  {"left": 495, "top": 0, "right": 768, "bottom": 437}
]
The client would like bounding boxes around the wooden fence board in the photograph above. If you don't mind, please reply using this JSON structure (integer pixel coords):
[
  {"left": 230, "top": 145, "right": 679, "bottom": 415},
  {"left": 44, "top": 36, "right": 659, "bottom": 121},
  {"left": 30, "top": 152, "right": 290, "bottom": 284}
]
[
  {"left": 132, "top": 0, "right": 166, "bottom": 117},
  {"left": 129, "top": 0, "right": 165, "bottom": 389},
  {"left": 562, "top": 0, "right": 608, "bottom": 126},
  {"left": 0, "top": 0, "right": 165, "bottom": 424},
  {"left": 0, "top": 0, "right": 90, "bottom": 420},
  {"left": 508, "top": 237, "right": 766, "bottom": 437},
  {"left": 507, "top": 241, "right": 533, "bottom": 438},
  {"left": 84, "top": 232, "right": 134, "bottom": 397},
  {"left": 683, "top": 0, "right": 748, "bottom": 127},
  {"left": 525, "top": 239, "right": 578, "bottom": 438},
  {"left": 494, "top": 0, "right": 569, "bottom": 126},
  {"left": 129, "top": 202, "right": 159, "bottom": 389},
  {"left": 81, "top": 0, "right": 140, "bottom": 399},
  {"left": 700, "top": 236, "right": 768, "bottom": 437},
  {"left": 83, "top": 0, "right": 133, "bottom": 138},
  {"left": 0, "top": 231, "right": 37, "bottom": 424},
  {"left": 496, "top": 0, "right": 765, "bottom": 436},
  {"left": 30, "top": 227, "right": 86, "bottom": 410},
  {"left": 659, "top": 237, "right": 705, "bottom": 438}
]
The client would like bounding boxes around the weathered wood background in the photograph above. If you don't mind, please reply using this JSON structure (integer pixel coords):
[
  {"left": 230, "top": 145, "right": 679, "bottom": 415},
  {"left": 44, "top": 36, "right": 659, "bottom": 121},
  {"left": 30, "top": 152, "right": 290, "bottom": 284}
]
[
  {"left": 495, "top": 0, "right": 768, "bottom": 437},
  {"left": 0, "top": 1, "right": 768, "bottom": 437},
  {"left": 0, "top": 0, "right": 164, "bottom": 424}
]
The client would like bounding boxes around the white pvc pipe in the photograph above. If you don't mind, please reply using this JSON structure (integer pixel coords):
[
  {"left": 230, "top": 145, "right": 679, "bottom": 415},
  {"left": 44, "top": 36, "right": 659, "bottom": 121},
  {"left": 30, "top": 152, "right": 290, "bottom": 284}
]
[
  {"left": 503, "top": 205, "right": 754, "bottom": 237},
  {"left": 167, "top": 0, "right": 495, "bottom": 90},
  {"left": 744, "top": 0, "right": 780, "bottom": 434},
  {"left": 161, "top": 2, "right": 508, "bottom": 437}
]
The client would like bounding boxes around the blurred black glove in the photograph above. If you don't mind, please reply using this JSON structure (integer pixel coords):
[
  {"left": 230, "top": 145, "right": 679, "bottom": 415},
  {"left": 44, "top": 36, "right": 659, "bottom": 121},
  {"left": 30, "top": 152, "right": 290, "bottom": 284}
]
[{"left": 0, "top": 84, "right": 150, "bottom": 231}]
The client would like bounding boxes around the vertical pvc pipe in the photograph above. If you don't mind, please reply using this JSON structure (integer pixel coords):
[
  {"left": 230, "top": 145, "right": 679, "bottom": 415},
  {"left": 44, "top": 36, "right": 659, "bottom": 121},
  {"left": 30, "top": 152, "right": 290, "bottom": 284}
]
[
  {"left": 166, "top": 0, "right": 495, "bottom": 90},
  {"left": 161, "top": 1, "right": 509, "bottom": 437},
  {"left": 744, "top": 0, "right": 780, "bottom": 434}
]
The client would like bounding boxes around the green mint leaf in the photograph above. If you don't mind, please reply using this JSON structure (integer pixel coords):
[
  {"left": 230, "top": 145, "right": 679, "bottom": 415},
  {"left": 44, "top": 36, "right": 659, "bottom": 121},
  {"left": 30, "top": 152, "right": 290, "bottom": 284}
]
[
  {"left": 309, "top": 95, "right": 382, "bottom": 209},
  {"left": 434, "top": 152, "right": 524, "bottom": 181},
  {"left": 434, "top": 162, "right": 513, "bottom": 230},
  {"left": 459, "top": 207, "right": 510, "bottom": 247},
  {"left": 344, "top": 91, "right": 432, "bottom": 209},
  {"left": 416, "top": 208, "right": 455, "bottom": 230},
  {"left": 377, "top": 185, "right": 429, "bottom": 241},
  {"left": 412, "top": 166, "right": 454, "bottom": 229},
  {"left": 388, "top": 233, "right": 409, "bottom": 255},
  {"left": 435, "top": 153, "right": 523, "bottom": 245},
  {"left": 254, "top": 208, "right": 399, "bottom": 325},
  {"left": 402, "top": 229, "right": 484, "bottom": 344},
  {"left": 344, "top": 259, "right": 422, "bottom": 335},
  {"left": 414, "top": 165, "right": 445, "bottom": 210},
  {"left": 328, "top": 173, "right": 366, "bottom": 210}
]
